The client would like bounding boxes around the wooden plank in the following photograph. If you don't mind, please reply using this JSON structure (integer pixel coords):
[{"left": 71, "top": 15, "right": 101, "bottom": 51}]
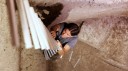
[
  {"left": 23, "top": 0, "right": 40, "bottom": 49},
  {"left": 16, "top": 0, "right": 33, "bottom": 48},
  {"left": 30, "top": 8, "right": 48, "bottom": 50}
]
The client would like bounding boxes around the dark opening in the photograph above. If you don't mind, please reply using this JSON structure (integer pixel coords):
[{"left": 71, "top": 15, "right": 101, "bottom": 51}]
[{"left": 35, "top": 3, "right": 64, "bottom": 27}]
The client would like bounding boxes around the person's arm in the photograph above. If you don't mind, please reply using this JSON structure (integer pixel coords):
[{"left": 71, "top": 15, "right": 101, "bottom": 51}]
[
  {"left": 50, "top": 31, "right": 56, "bottom": 38},
  {"left": 58, "top": 38, "right": 77, "bottom": 56},
  {"left": 58, "top": 44, "right": 70, "bottom": 56},
  {"left": 50, "top": 24, "right": 60, "bottom": 32},
  {"left": 57, "top": 40, "right": 70, "bottom": 56}
]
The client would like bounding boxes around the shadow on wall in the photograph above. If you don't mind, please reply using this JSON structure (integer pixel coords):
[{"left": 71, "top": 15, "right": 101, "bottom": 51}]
[{"left": 34, "top": 3, "right": 64, "bottom": 27}]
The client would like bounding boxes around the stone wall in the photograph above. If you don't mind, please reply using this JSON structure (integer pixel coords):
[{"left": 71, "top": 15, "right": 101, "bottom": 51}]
[
  {"left": 29, "top": 0, "right": 128, "bottom": 25},
  {"left": 79, "top": 17, "right": 128, "bottom": 70},
  {"left": 0, "top": 0, "right": 20, "bottom": 71}
]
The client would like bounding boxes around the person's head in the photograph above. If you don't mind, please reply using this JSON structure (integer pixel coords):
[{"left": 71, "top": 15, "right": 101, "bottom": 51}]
[{"left": 61, "top": 22, "right": 84, "bottom": 38}]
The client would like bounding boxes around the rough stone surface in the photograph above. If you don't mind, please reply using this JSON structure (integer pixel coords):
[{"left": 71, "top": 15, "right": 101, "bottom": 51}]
[
  {"left": 79, "top": 17, "right": 118, "bottom": 48},
  {"left": 65, "top": 3, "right": 128, "bottom": 22},
  {"left": 30, "top": 0, "right": 128, "bottom": 26},
  {"left": 20, "top": 48, "right": 46, "bottom": 71},
  {"left": 0, "top": 0, "right": 20, "bottom": 71},
  {"left": 79, "top": 17, "right": 128, "bottom": 70},
  {"left": 47, "top": 41, "right": 127, "bottom": 71}
]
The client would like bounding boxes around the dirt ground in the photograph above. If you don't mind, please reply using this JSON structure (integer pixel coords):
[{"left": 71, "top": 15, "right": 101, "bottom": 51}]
[
  {"left": 0, "top": 0, "right": 20, "bottom": 71},
  {"left": 46, "top": 40, "right": 127, "bottom": 71}
]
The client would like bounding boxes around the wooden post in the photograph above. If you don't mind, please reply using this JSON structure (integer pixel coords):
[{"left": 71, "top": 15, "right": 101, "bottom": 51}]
[{"left": 6, "top": 0, "right": 20, "bottom": 47}]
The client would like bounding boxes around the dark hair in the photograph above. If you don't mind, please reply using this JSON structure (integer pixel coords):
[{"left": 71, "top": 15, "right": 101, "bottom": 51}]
[{"left": 63, "top": 21, "right": 84, "bottom": 36}]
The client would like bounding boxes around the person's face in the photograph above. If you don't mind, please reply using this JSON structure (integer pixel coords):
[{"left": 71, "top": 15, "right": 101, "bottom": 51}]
[{"left": 62, "top": 29, "right": 72, "bottom": 38}]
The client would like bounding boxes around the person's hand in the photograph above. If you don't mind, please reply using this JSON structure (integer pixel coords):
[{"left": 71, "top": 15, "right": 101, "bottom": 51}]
[
  {"left": 56, "top": 40, "right": 64, "bottom": 56},
  {"left": 56, "top": 40, "right": 62, "bottom": 47},
  {"left": 50, "top": 31, "right": 56, "bottom": 38}
]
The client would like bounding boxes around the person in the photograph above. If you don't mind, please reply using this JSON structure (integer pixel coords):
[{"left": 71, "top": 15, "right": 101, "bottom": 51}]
[{"left": 50, "top": 22, "right": 84, "bottom": 59}]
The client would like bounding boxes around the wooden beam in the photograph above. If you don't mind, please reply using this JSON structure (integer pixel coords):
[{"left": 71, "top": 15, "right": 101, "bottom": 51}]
[{"left": 6, "top": 0, "right": 20, "bottom": 47}]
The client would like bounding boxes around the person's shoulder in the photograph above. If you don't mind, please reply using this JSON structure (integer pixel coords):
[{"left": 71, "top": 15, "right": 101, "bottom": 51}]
[
  {"left": 70, "top": 36, "right": 78, "bottom": 42},
  {"left": 72, "top": 35, "right": 78, "bottom": 39},
  {"left": 67, "top": 36, "right": 78, "bottom": 48}
]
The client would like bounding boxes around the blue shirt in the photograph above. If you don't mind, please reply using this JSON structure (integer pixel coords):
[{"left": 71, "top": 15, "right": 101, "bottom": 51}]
[{"left": 55, "top": 23, "right": 78, "bottom": 48}]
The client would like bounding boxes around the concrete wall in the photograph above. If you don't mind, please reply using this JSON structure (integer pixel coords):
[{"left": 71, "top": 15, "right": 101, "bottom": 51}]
[
  {"left": 94, "top": 0, "right": 128, "bottom": 4},
  {"left": 0, "top": 0, "right": 20, "bottom": 71},
  {"left": 79, "top": 17, "right": 128, "bottom": 70},
  {"left": 30, "top": 0, "right": 128, "bottom": 4},
  {"left": 30, "top": 0, "right": 128, "bottom": 26}
]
